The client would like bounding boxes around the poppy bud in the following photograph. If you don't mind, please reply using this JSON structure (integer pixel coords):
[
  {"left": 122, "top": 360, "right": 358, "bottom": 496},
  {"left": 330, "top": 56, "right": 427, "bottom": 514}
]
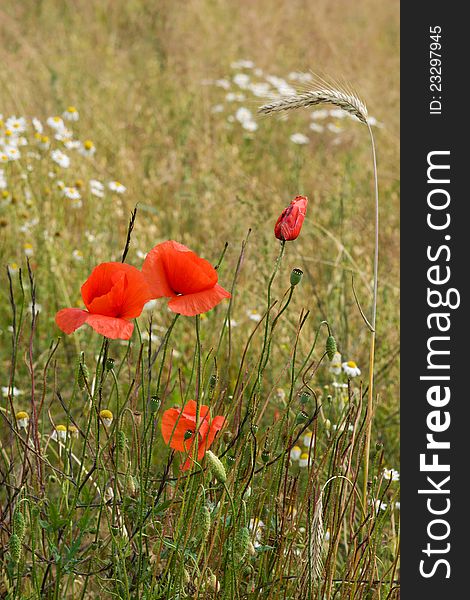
[
  {"left": 13, "top": 510, "right": 26, "bottom": 541},
  {"left": 290, "top": 268, "right": 303, "bottom": 287},
  {"left": 197, "top": 505, "right": 211, "bottom": 542},
  {"left": 76, "top": 353, "right": 89, "bottom": 391},
  {"left": 234, "top": 527, "right": 251, "bottom": 561},
  {"left": 326, "top": 335, "right": 337, "bottom": 361},
  {"left": 116, "top": 431, "right": 127, "bottom": 453},
  {"left": 9, "top": 533, "right": 21, "bottom": 563},
  {"left": 205, "top": 450, "right": 227, "bottom": 483},
  {"left": 274, "top": 195, "right": 308, "bottom": 242}
]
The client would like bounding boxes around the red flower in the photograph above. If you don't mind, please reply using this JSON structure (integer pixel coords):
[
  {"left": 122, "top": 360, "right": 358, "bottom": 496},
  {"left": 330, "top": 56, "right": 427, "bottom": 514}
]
[
  {"left": 161, "top": 400, "right": 225, "bottom": 470},
  {"left": 142, "top": 241, "right": 231, "bottom": 317},
  {"left": 274, "top": 195, "right": 308, "bottom": 241},
  {"left": 55, "top": 262, "right": 152, "bottom": 340}
]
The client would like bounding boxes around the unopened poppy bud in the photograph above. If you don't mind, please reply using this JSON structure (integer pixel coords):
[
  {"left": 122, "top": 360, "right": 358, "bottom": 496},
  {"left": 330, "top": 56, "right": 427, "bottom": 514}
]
[
  {"left": 234, "top": 526, "right": 250, "bottom": 561},
  {"left": 326, "top": 335, "right": 337, "bottom": 361},
  {"left": 205, "top": 450, "right": 227, "bottom": 483},
  {"left": 76, "top": 353, "right": 89, "bottom": 391},
  {"left": 274, "top": 195, "right": 308, "bottom": 241},
  {"left": 105, "top": 357, "right": 115, "bottom": 371},
  {"left": 198, "top": 505, "right": 211, "bottom": 542},
  {"left": 99, "top": 409, "right": 113, "bottom": 427},
  {"left": 13, "top": 510, "right": 26, "bottom": 541},
  {"left": 295, "top": 410, "right": 309, "bottom": 425},
  {"left": 116, "top": 430, "right": 127, "bottom": 453},
  {"left": 9, "top": 533, "right": 21, "bottom": 563},
  {"left": 290, "top": 268, "right": 303, "bottom": 287}
]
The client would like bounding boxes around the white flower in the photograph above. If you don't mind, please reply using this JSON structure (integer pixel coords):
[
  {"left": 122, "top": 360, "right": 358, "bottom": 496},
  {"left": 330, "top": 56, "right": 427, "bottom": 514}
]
[
  {"left": 329, "top": 352, "right": 342, "bottom": 375},
  {"left": 2, "top": 386, "right": 23, "bottom": 397},
  {"left": 23, "top": 243, "right": 34, "bottom": 257},
  {"left": 37, "top": 135, "right": 50, "bottom": 150},
  {"left": 229, "top": 319, "right": 238, "bottom": 327},
  {"left": 311, "top": 109, "right": 329, "bottom": 120},
  {"left": 298, "top": 452, "right": 312, "bottom": 468},
  {"left": 371, "top": 499, "right": 387, "bottom": 513},
  {"left": 309, "top": 122, "right": 324, "bottom": 133},
  {"left": 47, "top": 116, "right": 66, "bottom": 131},
  {"left": 78, "top": 140, "right": 96, "bottom": 157},
  {"left": 233, "top": 73, "right": 250, "bottom": 89},
  {"left": 28, "top": 302, "right": 42, "bottom": 314},
  {"left": 383, "top": 468, "right": 400, "bottom": 482},
  {"left": 211, "top": 104, "right": 224, "bottom": 114},
  {"left": 72, "top": 249, "right": 84, "bottom": 261},
  {"left": 70, "top": 198, "right": 83, "bottom": 209},
  {"left": 90, "top": 179, "right": 105, "bottom": 197},
  {"left": 290, "top": 446, "right": 301, "bottom": 461},
  {"left": 289, "top": 133, "right": 309, "bottom": 145},
  {"left": 215, "top": 78, "right": 231, "bottom": 89},
  {"left": 54, "top": 128, "right": 73, "bottom": 142},
  {"left": 247, "top": 309, "right": 262, "bottom": 322},
  {"left": 0, "top": 153, "right": 9, "bottom": 163},
  {"left": 51, "top": 425, "right": 68, "bottom": 441},
  {"left": 51, "top": 149, "right": 70, "bottom": 168},
  {"left": 242, "top": 120, "right": 258, "bottom": 132},
  {"left": 249, "top": 82, "right": 271, "bottom": 97},
  {"left": 288, "top": 71, "right": 313, "bottom": 83},
  {"left": 6, "top": 116, "right": 27, "bottom": 133},
  {"left": 248, "top": 518, "right": 265, "bottom": 548},
  {"left": 63, "top": 139, "right": 81, "bottom": 149},
  {"left": 32, "top": 118, "right": 43, "bottom": 133},
  {"left": 342, "top": 361, "right": 361, "bottom": 378},
  {"left": 143, "top": 299, "right": 158, "bottom": 312},
  {"left": 231, "top": 59, "right": 254, "bottom": 69},
  {"left": 4, "top": 146, "right": 21, "bottom": 161},
  {"left": 225, "top": 92, "right": 245, "bottom": 102},
  {"left": 394, "top": 501, "right": 400, "bottom": 511},
  {"left": 62, "top": 106, "right": 79, "bottom": 121},
  {"left": 108, "top": 181, "right": 126, "bottom": 194},
  {"left": 302, "top": 431, "right": 314, "bottom": 448},
  {"left": 327, "top": 123, "right": 342, "bottom": 134},
  {"left": 236, "top": 107, "right": 253, "bottom": 123},
  {"left": 332, "top": 382, "right": 349, "bottom": 389},
  {"left": 63, "top": 187, "right": 81, "bottom": 200},
  {"left": 7, "top": 263, "right": 19, "bottom": 275}
]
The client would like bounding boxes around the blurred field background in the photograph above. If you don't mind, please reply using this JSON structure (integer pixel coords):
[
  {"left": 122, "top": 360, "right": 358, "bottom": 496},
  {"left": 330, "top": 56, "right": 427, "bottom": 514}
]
[{"left": 0, "top": 1, "right": 399, "bottom": 598}]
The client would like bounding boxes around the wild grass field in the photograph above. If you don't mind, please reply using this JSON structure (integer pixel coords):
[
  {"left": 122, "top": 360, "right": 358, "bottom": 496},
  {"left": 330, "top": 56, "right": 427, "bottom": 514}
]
[{"left": 0, "top": 1, "right": 399, "bottom": 598}]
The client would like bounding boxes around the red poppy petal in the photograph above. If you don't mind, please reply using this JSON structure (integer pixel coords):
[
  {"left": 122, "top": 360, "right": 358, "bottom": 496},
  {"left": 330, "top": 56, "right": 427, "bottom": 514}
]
[
  {"left": 84, "top": 314, "right": 134, "bottom": 339},
  {"left": 161, "top": 409, "right": 195, "bottom": 450},
  {"left": 142, "top": 243, "right": 179, "bottom": 299},
  {"left": 168, "top": 284, "right": 231, "bottom": 316},
  {"left": 119, "top": 269, "right": 152, "bottom": 319},
  {"left": 206, "top": 415, "right": 226, "bottom": 450},
  {"left": 55, "top": 308, "right": 89, "bottom": 334}
]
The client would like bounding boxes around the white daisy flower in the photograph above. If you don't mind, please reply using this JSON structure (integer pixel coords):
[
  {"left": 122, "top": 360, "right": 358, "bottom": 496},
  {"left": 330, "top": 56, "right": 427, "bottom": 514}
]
[
  {"left": 0, "top": 153, "right": 9, "bottom": 163},
  {"left": 290, "top": 446, "right": 302, "bottom": 461},
  {"left": 298, "top": 452, "right": 312, "bottom": 468},
  {"left": 329, "top": 352, "right": 342, "bottom": 375},
  {"left": 51, "top": 425, "right": 68, "bottom": 441},
  {"left": 15, "top": 411, "right": 29, "bottom": 430},
  {"left": 62, "top": 106, "right": 79, "bottom": 121},
  {"left": 242, "top": 120, "right": 258, "bottom": 132},
  {"left": 233, "top": 73, "right": 250, "bottom": 89},
  {"left": 211, "top": 104, "right": 224, "bottom": 114},
  {"left": 215, "top": 78, "right": 231, "bottom": 89},
  {"left": 100, "top": 409, "right": 113, "bottom": 427},
  {"left": 309, "top": 122, "right": 325, "bottom": 133},
  {"left": 371, "top": 499, "right": 387, "bottom": 513},
  {"left": 249, "top": 82, "right": 271, "bottom": 97},
  {"left": 78, "top": 140, "right": 95, "bottom": 157},
  {"left": 54, "top": 128, "right": 73, "bottom": 142},
  {"left": 7, "top": 263, "right": 19, "bottom": 275},
  {"left": 288, "top": 71, "right": 313, "bottom": 83},
  {"left": 229, "top": 319, "right": 238, "bottom": 327},
  {"left": 38, "top": 135, "right": 50, "bottom": 150},
  {"left": 32, "top": 118, "right": 43, "bottom": 133},
  {"left": 6, "top": 116, "right": 27, "bottom": 133},
  {"left": 327, "top": 123, "right": 342, "bottom": 134},
  {"left": 23, "top": 243, "right": 34, "bottom": 257},
  {"left": 248, "top": 518, "right": 265, "bottom": 548},
  {"left": 4, "top": 146, "right": 21, "bottom": 161},
  {"left": 70, "top": 199, "right": 83, "bottom": 209},
  {"left": 51, "top": 149, "right": 70, "bottom": 168},
  {"left": 231, "top": 59, "right": 255, "bottom": 69},
  {"left": 108, "top": 181, "right": 126, "bottom": 194},
  {"left": 289, "top": 133, "right": 309, "bottom": 145},
  {"left": 383, "top": 468, "right": 400, "bottom": 482},
  {"left": 247, "top": 309, "right": 262, "bottom": 322},
  {"left": 2, "top": 386, "right": 24, "bottom": 397},
  {"left": 236, "top": 107, "right": 253, "bottom": 123},
  {"left": 63, "top": 139, "right": 81, "bottom": 149},
  {"left": 90, "top": 179, "right": 105, "bottom": 197},
  {"left": 72, "top": 249, "right": 84, "bottom": 261},
  {"left": 63, "top": 187, "right": 81, "bottom": 200},
  {"left": 47, "top": 116, "right": 66, "bottom": 131},
  {"left": 342, "top": 361, "right": 361, "bottom": 378},
  {"left": 225, "top": 92, "right": 245, "bottom": 102},
  {"left": 303, "top": 431, "right": 314, "bottom": 448}
]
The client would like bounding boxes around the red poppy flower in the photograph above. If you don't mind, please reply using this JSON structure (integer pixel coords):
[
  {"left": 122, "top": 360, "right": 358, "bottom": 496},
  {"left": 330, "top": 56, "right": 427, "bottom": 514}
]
[
  {"left": 161, "top": 400, "right": 225, "bottom": 470},
  {"left": 55, "top": 262, "right": 152, "bottom": 340},
  {"left": 142, "top": 241, "right": 231, "bottom": 317},
  {"left": 274, "top": 195, "right": 308, "bottom": 241}
]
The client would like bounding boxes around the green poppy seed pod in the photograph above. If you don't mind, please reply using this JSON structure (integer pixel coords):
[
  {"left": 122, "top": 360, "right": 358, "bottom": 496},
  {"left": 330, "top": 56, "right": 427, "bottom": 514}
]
[
  {"left": 376, "top": 441, "right": 384, "bottom": 451},
  {"left": 198, "top": 505, "right": 211, "bottom": 543},
  {"left": 116, "top": 430, "right": 127, "bottom": 454},
  {"left": 223, "top": 430, "right": 233, "bottom": 444},
  {"left": 13, "top": 510, "right": 26, "bottom": 541},
  {"left": 290, "top": 268, "right": 303, "bottom": 287},
  {"left": 105, "top": 357, "right": 115, "bottom": 372},
  {"left": 9, "top": 533, "right": 21, "bottom": 563},
  {"left": 76, "top": 354, "right": 89, "bottom": 391},
  {"left": 326, "top": 335, "right": 337, "bottom": 361},
  {"left": 261, "top": 449, "right": 270, "bottom": 463},
  {"left": 234, "top": 526, "right": 251, "bottom": 561},
  {"left": 226, "top": 455, "right": 236, "bottom": 466},
  {"left": 184, "top": 429, "right": 193, "bottom": 441},
  {"left": 209, "top": 374, "right": 218, "bottom": 389},
  {"left": 299, "top": 391, "right": 310, "bottom": 406},
  {"left": 205, "top": 450, "right": 227, "bottom": 483},
  {"left": 295, "top": 410, "right": 309, "bottom": 425},
  {"left": 150, "top": 395, "right": 160, "bottom": 413}
]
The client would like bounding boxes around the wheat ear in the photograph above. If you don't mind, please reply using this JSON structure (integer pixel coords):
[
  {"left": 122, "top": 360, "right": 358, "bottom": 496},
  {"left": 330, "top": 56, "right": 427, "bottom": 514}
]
[{"left": 258, "top": 86, "right": 368, "bottom": 124}]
